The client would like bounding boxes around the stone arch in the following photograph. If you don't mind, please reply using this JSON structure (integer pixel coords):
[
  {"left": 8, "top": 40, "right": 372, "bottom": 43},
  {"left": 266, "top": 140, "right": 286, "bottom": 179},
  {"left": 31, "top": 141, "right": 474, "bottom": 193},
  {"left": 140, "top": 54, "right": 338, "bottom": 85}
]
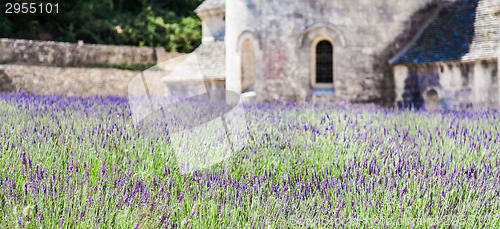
[
  {"left": 298, "top": 23, "right": 344, "bottom": 90},
  {"left": 237, "top": 30, "right": 260, "bottom": 93},
  {"left": 237, "top": 30, "right": 261, "bottom": 51},
  {"left": 424, "top": 88, "right": 440, "bottom": 111},
  {"left": 241, "top": 38, "right": 256, "bottom": 92},
  {"left": 310, "top": 36, "right": 334, "bottom": 89},
  {"left": 298, "top": 22, "right": 346, "bottom": 49}
]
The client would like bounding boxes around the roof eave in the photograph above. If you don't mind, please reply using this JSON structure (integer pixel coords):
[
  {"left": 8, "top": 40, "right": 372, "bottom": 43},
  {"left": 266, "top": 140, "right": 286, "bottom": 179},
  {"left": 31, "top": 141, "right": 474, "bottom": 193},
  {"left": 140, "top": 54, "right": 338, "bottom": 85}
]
[
  {"left": 195, "top": 7, "right": 225, "bottom": 19},
  {"left": 393, "top": 58, "right": 497, "bottom": 68}
]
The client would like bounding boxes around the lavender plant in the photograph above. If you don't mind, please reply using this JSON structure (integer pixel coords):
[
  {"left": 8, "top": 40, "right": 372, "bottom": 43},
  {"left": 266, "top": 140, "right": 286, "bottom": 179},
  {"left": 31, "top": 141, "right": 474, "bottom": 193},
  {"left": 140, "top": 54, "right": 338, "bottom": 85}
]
[{"left": 0, "top": 92, "right": 499, "bottom": 228}]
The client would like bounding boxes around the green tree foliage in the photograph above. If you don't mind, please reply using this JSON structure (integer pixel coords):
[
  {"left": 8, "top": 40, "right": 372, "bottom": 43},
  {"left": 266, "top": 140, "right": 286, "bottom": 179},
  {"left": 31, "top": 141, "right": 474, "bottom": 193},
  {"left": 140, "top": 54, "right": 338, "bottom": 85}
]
[{"left": 0, "top": 0, "right": 204, "bottom": 53}]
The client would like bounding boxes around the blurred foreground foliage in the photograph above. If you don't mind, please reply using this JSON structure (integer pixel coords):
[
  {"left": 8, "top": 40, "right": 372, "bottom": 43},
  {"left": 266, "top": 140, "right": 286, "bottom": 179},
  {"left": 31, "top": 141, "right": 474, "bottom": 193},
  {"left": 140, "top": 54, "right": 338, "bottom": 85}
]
[{"left": 0, "top": 0, "right": 203, "bottom": 53}]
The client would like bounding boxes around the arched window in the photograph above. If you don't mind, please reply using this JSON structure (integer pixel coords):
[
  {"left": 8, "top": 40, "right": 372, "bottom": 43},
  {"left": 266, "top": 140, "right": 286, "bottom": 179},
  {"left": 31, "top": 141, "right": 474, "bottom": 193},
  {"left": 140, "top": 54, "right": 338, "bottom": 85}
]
[
  {"left": 311, "top": 37, "right": 334, "bottom": 89},
  {"left": 424, "top": 89, "right": 439, "bottom": 111},
  {"left": 241, "top": 38, "right": 256, "bottom": 93},
  {"left": 316, "top": 41, "right": 333, "bottom": 83}
]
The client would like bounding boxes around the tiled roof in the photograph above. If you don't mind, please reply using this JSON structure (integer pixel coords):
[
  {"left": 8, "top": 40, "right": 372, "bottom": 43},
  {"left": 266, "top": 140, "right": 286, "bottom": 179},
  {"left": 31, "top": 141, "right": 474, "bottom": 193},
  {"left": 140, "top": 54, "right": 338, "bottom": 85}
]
[
  {"left": 392, "top": 0, "right": 498, "bottom": 65},
  {"left": 194, "top": 40, "right": 226, "bottom": 79},
  {"left": 195, "top": 0, "right": 225, "bottom": 13},
  {"left": 156, "top": 41, "right": 225, "bottom": 82},
  {"left": 462, "top": 0, "right": 499, "bottom": 62}
]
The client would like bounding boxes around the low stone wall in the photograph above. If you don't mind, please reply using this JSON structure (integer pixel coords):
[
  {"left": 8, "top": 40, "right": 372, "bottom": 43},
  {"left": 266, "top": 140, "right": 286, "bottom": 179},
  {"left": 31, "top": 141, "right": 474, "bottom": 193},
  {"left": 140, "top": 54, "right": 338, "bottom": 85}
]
[
  {"left": 0, "top": 65, "right": 140, "bottom": 97},
  {"left": 0, "top": 38, "right": 183, "bottom": 66},
  {"left": 0, "top": 39, "right": 192, "bottom": 97},
  {"left": 0, "top": 65, "right": 227, "bottom": 98}
]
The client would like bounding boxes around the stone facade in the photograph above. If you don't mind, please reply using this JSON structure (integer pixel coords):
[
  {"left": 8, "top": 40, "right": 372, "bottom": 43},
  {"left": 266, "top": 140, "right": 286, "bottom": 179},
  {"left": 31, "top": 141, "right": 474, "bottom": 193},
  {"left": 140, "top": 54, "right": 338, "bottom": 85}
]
[
  {"left": 394, "top": 61, "right": 498, "bottom": 110},
  {"left": 195, "top": 0, "right": 500, "bottom": 109},
  {"left": 223, "top": 0, "right": 441, "bottom": 105}
]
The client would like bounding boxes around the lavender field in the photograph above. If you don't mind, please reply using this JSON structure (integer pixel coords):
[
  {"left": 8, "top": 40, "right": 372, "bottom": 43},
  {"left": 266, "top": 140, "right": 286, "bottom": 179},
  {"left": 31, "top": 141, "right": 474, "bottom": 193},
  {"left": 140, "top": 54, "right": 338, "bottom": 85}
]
[{"left": 0, "top": 93, "right": 499, "bottom": 228}]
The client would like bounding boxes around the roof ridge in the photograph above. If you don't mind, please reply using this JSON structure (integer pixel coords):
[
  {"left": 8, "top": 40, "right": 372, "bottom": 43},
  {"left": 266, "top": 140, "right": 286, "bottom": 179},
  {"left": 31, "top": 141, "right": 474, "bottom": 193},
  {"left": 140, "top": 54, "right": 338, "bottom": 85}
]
[{"left": 195, "top": 0, "right": 226, "bottom": 13}]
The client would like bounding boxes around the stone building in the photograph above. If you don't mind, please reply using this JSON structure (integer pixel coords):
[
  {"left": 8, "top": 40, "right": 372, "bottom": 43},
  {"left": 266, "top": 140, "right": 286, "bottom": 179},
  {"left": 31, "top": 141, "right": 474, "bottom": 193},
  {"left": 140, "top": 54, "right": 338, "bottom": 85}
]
[
  {"left": 392, "top": 0, "right": 500, "bottom": 110},
  {"left": 194, "top": 0, "right": 500, "bottom": 109}
]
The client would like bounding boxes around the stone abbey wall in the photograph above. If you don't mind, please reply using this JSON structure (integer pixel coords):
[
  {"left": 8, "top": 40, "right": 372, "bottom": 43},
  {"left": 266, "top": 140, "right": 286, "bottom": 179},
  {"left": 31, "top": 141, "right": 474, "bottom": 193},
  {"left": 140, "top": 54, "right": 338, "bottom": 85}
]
[
  {"left": 0, "top": 39, "right": 184, "bottom": 97},
  {"left": 226, "top": 0, "right": 438, "bottom": 105}
]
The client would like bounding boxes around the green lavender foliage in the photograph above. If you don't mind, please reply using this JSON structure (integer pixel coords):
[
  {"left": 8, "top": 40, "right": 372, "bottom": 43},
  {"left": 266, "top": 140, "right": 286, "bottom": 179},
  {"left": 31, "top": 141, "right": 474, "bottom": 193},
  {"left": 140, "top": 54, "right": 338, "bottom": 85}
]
[{"left": 0, "top": 93, "right": 499, "bottom": 228}]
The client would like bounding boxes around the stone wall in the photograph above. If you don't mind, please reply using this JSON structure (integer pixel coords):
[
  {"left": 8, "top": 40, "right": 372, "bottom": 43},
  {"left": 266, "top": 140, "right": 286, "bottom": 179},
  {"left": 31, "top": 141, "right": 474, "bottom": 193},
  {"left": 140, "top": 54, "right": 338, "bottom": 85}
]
[
  {"left": 0, "top": 39, "right": 188, "bottom": 97},
  {"left": 0, "top": 38, "right": 183, "bottom": 66},
  {"left": 226, "top": 0, "right": 438, "bottom": 105},
  {"left": 0, "top": 62, "right": 224, "bottom": 99},
  {"left": 394, "top": 60, "right": 499, "bottom": 110},
  {"left": 0, "top": 65, "right": 140, "bottom": 97}
]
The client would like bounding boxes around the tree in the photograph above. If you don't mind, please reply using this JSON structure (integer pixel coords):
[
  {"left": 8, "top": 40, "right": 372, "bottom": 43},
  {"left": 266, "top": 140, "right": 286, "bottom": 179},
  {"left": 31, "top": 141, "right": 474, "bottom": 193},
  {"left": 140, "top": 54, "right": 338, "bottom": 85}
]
[{"left": 0, "top": 0, "right": 205, "bottom": 53}]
